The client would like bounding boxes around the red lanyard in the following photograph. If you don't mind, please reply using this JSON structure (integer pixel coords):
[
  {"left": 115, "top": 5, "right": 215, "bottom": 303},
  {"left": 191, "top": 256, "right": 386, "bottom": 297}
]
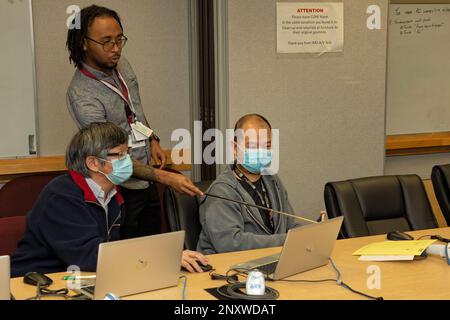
[{"left": 79, "top": 67, "right": 135, "bottom": 124}]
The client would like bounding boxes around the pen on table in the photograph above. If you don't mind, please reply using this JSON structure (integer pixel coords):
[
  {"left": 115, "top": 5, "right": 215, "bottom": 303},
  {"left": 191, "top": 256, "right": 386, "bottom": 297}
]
[{"left": 62, "top": 275, "right": 96, "bottom": 280}]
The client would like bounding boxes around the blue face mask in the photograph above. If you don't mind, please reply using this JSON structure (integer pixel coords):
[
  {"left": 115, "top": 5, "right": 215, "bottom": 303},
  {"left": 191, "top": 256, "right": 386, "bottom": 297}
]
[
  {"left": 98, "top": 154, "right": 133, "bottom": 185},
  {"left": 240, "top": 148, "right": 272, "bottom": 174}
]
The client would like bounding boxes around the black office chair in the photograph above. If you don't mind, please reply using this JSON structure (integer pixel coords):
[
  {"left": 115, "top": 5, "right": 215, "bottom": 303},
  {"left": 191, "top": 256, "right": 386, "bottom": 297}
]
[
  {"left": 431, "top": 164, "right": 450, "bottom": 226},
  {"left": 324, "top": 175, "right": 437, "bottom": 238},
  {"left": 164, "top": 180, "right": 213, "bottom": 250}
]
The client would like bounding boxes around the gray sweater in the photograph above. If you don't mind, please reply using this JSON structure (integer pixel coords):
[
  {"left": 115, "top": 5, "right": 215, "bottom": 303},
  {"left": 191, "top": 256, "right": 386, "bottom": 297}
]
[
  {"left": 197, "top": 166, "right": 302, "bottom": 254},
  {"left": 66, "top": 57, "right": 150, "bottom": 190}
]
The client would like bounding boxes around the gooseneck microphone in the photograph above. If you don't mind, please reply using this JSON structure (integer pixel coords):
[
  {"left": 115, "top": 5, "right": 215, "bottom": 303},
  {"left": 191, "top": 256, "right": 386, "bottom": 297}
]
[{"left": 202, "top": 193, "right": 318, "bottom": 224}]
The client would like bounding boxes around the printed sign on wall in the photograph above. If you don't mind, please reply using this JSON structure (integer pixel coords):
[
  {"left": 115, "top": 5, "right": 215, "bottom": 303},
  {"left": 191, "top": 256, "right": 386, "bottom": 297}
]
[{"left": 277, "top": 2, "right": 344, "bottom": 53}]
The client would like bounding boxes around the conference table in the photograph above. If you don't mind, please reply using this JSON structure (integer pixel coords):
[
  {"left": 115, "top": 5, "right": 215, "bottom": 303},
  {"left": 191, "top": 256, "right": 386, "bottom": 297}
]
[{"left": 10, "top": 227, "right": 450, "bottom": 300}]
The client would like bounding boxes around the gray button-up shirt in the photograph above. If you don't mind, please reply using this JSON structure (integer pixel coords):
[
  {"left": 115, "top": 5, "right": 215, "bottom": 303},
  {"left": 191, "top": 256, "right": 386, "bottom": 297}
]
[{"left": 66, "top": 57, "right": 151, "bottom": 190}]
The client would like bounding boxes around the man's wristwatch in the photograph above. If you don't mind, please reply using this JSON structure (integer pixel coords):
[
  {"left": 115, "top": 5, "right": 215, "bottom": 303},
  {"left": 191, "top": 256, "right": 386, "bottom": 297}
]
[{"left": 149, "top": 132, "right": 160, "bottom": 143}]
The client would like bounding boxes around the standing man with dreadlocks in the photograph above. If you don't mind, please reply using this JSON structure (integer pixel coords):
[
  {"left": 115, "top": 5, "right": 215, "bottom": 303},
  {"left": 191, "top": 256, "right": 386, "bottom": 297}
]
[{"left": 65, "top": 5, "right": 196, "bottom": 240}]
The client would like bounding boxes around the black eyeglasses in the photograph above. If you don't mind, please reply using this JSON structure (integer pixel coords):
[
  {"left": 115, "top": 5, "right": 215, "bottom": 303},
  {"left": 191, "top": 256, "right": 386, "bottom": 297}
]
[
  {"left": 106, "top": 151, "right": 130, "bottom": 161},
  {"left": 85, "top": 35, "right": 128, "bottom": 51}
]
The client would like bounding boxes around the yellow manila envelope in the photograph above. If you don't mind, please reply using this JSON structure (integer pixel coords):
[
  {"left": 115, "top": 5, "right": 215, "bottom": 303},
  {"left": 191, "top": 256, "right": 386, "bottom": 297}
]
[{"left": 353, "top": 240, "right": 436, "bottom": 256}]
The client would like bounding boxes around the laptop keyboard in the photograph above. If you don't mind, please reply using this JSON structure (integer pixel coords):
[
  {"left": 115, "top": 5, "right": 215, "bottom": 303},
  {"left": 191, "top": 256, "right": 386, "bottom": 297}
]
[
  {"left": 81, "top": 285, "right": 95, "bottom": 295},
  {"left": 255, "top": 261, "right": 278, "bottom": 276}
]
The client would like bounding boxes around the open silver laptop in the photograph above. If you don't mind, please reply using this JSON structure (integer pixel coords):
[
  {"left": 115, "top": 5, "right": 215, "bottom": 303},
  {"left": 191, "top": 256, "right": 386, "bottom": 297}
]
[
  {"left": 75, "top": 231, "right": 185, "bottom": 300},
  {"left": 231, "top": 217, "right": 343, "bottom": 280},
  {"left": 0, "top": 256, "right": 10, "bottom": 300}
]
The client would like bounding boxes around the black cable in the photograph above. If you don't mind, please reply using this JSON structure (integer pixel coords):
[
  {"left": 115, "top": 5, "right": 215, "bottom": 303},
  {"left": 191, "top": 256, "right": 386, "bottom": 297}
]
[
  {"left": 276, "top": 278, "right": 337, "bottom": 284},
  {"left": 209, "top": 269, "right": 239, "bottom": 282},
  {"left": 25, "top": 282, "right": 69, "bottom": 300},
  {"left": 212, "top": 267, "right": 279, "bottom": 300},
  {"left": 269, "top": 261, "right": 382, "bottom": 300},
  {"left": 219, "top": 261, "right": 383, "bottom": 300},
  {"left": 339, "top": 281, "right": 383, "bottom": 300},
  {"left": 329, "top": 258, "right": 383, "bottom": 300},
  {"left": 40, "top": 287, "right": 69, "bottom": 296},
  {"left": 216, "top": 283, "right": 279, "bottom": 300},
  {"left": 226, "top": 268, "right": 251, "bottom": 283},
  {"left": 417, "top": 234, "right": 450, "bottom": 243}
]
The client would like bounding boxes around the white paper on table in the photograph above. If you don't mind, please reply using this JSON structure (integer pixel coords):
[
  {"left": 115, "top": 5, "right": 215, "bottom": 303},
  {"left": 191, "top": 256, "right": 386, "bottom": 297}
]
[{"left": 358, "top": 255, "right": 415, "bottom": 262}]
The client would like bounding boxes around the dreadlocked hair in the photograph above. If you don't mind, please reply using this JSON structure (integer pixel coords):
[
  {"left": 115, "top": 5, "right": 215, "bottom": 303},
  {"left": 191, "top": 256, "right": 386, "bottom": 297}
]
[{"left": 66, "top": 5, "right": 123, "bottom": 68}]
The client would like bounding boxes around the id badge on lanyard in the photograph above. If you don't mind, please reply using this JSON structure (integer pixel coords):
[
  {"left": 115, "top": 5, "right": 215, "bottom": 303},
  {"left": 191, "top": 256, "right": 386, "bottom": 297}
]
[{"left": 79, "top": 67, "right": 152, "bottom": 148}]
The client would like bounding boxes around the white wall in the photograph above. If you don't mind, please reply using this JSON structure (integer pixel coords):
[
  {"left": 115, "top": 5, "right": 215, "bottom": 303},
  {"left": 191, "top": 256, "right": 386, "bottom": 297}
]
[
  {"left": 385, "top": 154, "right": 450, "bottom": 179},
  {"left": 0, "top": 0, "right": 37, "bottom": 158},
  {"left": 227, "top": 0, "right": 389, "bottom": 218}
]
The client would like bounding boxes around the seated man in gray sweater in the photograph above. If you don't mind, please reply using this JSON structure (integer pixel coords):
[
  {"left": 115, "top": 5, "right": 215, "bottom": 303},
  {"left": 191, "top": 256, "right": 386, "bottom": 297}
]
[{"left": 197, "top": 114, "right": 302, "bottom": 254}]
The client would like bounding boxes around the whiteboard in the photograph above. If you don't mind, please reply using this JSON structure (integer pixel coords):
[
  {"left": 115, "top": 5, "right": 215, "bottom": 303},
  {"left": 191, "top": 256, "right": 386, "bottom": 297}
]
[
  {"left": 387, "top": 4, "right": 450, "bottom": 135},
  {"left": 0, "top": 0, "right": 37, "bottom": 158}
]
